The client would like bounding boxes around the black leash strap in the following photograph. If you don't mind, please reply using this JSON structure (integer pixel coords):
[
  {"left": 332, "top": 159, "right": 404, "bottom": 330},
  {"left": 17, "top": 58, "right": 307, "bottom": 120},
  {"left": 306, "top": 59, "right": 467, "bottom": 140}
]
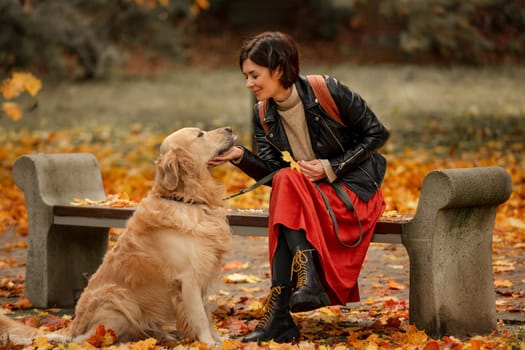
[
  {"left": 315, "top": 182, "right": 363, "bottom": 248},
  {"left": 223, "top": 170, "right": 278, "bottom": 200}
]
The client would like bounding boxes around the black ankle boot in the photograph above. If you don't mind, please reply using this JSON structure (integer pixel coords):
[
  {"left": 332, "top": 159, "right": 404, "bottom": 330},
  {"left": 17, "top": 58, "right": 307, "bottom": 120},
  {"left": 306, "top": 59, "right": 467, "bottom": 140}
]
[
  {"left": 242, "top": 285, "right": 300, "bottom": 343},
  {"left": 290, "top": 249, "right": 330, "bottom": 312}
]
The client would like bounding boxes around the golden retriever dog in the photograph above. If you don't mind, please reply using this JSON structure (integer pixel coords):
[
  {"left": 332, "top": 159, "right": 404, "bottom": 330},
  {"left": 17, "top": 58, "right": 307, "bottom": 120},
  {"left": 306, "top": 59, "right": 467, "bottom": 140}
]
[{"left": 0, "top": 127, "right": 235, "bottom": 346}]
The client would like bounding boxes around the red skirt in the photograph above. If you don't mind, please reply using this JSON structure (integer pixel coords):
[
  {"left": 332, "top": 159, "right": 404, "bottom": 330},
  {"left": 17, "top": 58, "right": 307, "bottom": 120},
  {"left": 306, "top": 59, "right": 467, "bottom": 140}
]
[{"left": 268, "top": 168, "right": 385, "bottom": 305}]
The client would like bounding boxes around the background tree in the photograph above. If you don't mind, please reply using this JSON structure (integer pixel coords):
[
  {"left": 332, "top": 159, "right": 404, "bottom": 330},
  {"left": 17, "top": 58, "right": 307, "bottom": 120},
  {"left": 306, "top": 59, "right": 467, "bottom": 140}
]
[
  {"left": 1, "top": 0, "right": 523, "bottom": 81},
  {"left": 0, "top": 0, "right": 208, "bottom": 79}
]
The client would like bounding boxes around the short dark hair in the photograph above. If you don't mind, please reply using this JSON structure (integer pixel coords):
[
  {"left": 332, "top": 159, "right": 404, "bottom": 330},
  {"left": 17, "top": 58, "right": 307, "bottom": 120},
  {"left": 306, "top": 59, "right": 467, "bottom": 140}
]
[{"left": 239, "top": 31, "right": 299, "bottom": 89}]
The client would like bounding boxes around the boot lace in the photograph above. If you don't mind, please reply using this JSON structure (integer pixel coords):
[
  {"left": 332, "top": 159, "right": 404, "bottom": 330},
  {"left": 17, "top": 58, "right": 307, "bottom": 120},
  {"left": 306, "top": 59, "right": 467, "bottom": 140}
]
[
  {"left": 291, "top": 249, "right": 314, "bottom": 288},
  {"left": 258, "top": 286, "right": 282, "bottom": 329}
]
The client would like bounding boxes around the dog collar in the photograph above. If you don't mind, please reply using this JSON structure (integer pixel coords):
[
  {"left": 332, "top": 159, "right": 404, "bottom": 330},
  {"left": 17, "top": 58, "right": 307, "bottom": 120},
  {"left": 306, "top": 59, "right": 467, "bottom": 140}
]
[{"left": 161, "top": 196, "right": 205, "bottom": 205}]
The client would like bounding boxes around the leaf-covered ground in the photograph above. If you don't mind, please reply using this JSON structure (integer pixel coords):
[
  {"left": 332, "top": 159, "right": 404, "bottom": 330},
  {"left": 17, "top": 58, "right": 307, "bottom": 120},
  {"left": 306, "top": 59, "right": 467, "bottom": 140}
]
[{"left": 0, "top": 122, "right": 524, "bottom": 348}]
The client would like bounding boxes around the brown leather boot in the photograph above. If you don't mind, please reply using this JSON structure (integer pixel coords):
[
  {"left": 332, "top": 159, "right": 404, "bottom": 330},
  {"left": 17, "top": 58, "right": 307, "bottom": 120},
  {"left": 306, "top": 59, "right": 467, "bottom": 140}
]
[
  {"left": 290, "top": 249, "right": 330, "bottom": 312},
  {"left": 242, "top": 285, "right": 300, "bottom": 343}
]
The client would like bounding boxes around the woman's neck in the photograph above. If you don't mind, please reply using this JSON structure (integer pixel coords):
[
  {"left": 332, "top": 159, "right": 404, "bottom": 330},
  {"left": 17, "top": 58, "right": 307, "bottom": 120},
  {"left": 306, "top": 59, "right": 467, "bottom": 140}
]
[
  {"left": 274, "top": 86, "right": 293, "bottom": 103},
  {"left": 276, "top": 85, "right": 299, "bottom": 111}
]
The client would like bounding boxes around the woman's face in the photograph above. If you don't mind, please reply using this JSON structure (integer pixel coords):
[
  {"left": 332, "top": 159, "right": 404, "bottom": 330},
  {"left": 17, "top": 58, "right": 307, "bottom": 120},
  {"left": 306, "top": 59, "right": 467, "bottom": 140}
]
[{"left": 242, "top": 59, "right": 288, "bottom": 101}]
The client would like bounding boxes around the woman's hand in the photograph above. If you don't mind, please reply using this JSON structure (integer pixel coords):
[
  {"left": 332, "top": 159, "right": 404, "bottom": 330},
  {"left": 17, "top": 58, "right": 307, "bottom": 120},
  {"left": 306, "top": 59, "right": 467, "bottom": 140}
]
[
  {"left": 298, "top": 159, "right": 326, "bottom": 182},
  {"left": 208, "top": 146, "right": 244, "bottom": 167}
]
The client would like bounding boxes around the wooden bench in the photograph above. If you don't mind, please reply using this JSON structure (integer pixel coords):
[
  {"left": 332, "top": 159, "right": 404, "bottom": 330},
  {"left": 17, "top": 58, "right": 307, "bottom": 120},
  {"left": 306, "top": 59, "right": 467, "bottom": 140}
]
[{"left": 13, "top": 153, "right": 512, "bottom": 339}]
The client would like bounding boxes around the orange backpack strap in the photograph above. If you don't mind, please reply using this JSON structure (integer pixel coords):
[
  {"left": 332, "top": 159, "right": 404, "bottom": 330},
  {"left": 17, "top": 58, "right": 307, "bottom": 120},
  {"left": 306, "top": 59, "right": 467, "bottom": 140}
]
[
  {"left": 257, "top": 100, "right": 269, "bottom": 132},
  {"left": 306, "top": 74, "right": 345, "bottom": 127}
]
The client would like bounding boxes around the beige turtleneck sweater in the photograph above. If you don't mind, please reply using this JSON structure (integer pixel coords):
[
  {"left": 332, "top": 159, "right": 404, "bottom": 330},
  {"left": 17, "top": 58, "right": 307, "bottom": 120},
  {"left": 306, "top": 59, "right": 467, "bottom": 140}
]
[{"left": 276, "top": 85, "right": 337, "bottom": 182}]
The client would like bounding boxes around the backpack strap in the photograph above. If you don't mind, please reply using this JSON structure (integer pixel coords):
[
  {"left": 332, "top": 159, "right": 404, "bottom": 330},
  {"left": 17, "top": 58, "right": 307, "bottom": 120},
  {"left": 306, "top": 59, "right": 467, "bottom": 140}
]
[
  {"left": 258, "top": 101, "right": 269, "bottom": 132},
  {"left": 306, "top": 74, "right": 345, "bottom": 127},
  {"left": 257, "top": 74, "right": 345, "bottom": 132}
]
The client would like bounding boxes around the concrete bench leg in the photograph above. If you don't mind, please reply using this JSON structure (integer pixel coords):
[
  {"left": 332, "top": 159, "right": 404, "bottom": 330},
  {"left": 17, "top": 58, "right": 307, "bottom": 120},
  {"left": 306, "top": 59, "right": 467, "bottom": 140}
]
[
  {"left": 46, "top": 226, "right": 109, "bottom": 307},
  {"left": 13, "top": 153, "right": 109, "bottom": 308},
  {"left": 402, "top": 166, "right": 512, "bottom": 338}
]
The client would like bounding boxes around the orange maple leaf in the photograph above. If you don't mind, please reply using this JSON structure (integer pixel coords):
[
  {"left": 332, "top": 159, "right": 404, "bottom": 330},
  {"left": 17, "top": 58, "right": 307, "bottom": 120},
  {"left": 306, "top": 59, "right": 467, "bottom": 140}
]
[
  {"left": 405, "top": 324, "right": 429, "bottom": 345},
  {"left": 387, "top": 279, "right": 405, "bottom": 290},
  {"left": 222, "top": 260, "right": 248, "bottom": 271},
  {"left": 87, "top": 324, "right": 117, "bottom": 347},
  {"left": 1, "top": 72, "right": 41, "bottom": 99},
  {"left": 40, "top": 314, "right": 71, "bottom": 331},
  {"left": 423, "top": 340, "right": 441, "bottom": 350}
]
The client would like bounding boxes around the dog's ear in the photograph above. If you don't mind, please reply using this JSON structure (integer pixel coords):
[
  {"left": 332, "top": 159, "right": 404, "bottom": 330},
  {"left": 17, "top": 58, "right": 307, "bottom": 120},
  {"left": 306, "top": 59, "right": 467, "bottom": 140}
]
[
  {"left": 155, "top": 146, "right": 197, "bottom": 192},
  {"left": 155, "top": 148, "right": 180, "bottom": 191}
]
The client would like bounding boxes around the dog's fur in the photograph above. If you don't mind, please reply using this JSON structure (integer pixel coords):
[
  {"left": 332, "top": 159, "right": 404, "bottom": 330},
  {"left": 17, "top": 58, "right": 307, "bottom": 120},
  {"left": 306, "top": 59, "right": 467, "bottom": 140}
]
[{"left": 0, "top": 127, "right": 235, "bottom": 346}]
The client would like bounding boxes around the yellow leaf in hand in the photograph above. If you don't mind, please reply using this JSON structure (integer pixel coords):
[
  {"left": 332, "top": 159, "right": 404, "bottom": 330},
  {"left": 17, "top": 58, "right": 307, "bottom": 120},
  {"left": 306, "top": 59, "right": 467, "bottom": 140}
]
[
  {"left": 281, "top": 150, "right": 301, "bottom": 172},
  {"left": 281, "top": 150, "right": 293, "bottom": 163}
]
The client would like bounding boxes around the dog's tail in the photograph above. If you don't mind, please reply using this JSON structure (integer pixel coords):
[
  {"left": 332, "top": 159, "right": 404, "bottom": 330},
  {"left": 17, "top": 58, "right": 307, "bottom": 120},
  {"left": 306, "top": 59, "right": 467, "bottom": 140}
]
[{"left": 0, "top": 314, "right": 70, "bottom": 345}]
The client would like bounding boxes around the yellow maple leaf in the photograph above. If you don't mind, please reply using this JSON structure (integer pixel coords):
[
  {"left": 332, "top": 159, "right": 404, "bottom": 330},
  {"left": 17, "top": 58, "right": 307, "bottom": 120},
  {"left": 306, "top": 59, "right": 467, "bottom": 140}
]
[
  {"left": 18, "top": 72, "right": 42, "bottom": 96},
  {"left": 281, "top": 150, "right": 301, "bottom": 172},
  {"left": 65, "top": 342, "right": 82, "bottom": 350},
  {"left": 1, "top": 72, "right": 41, "bottom": 99},
  {"left": 2, "top": 102, "right": 22, "bottom": 121},
  {"left": 405, "top": 324, "right": 429, "bottom": 345},
  {"left": 222, "top": 272, "right": 261, "bottom": 284},
  {"left": 494, "top": 278, "right": 513, "bottom": 288},
  {"left": 33, "top": 337, "right": 54, "bottom": 350},
  {"left": 129, "top": 338, "right": 157, "bottom": 350},
  {"left": 1, "top": 77, "right": 23, "bottom": 100}
]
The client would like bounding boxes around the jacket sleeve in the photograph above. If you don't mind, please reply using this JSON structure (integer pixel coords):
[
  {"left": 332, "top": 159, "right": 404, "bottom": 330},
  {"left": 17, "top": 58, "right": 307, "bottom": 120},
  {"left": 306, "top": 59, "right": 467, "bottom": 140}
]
[
  {"left": 326, "top": 76, "right": 390, "bottom": 177},
  {"left": 232, "top": 104, "right": 287, "bottom": 182}
]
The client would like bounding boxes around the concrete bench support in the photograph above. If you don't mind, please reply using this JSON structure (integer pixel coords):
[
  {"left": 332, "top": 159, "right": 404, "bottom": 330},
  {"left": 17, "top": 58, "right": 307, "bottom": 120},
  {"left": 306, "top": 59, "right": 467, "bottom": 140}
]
[
  {"left": 12, "top": 153, "right": 109, "bottom": 307},
  {"left": 402, "top": 167, "right": 512, "bottom": 338},
  {"left": 12, "top": 153, "right": 512, "bottom": 339}
]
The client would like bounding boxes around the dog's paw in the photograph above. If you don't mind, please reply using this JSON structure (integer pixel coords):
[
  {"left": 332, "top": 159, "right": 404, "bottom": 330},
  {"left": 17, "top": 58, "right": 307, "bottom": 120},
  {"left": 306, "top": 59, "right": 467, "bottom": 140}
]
[
  {"left": 46, "top": 333, "right": 71, "bottom": 344},
  {"left": 0, "top": 335, "right": 33, "bottom": 346},
  {"left": 212, "top": 332, "right": 225, "bottom": 343},
  {"left": 199, "top": 333, "right": 221, "bottom": 347}
]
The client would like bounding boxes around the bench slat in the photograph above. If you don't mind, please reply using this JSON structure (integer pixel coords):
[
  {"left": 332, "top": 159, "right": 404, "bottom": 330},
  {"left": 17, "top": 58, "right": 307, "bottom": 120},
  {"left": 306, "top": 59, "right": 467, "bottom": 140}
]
[
  {"left": 53, "top": 205, "right": 410, "bottom": 243},
  {"left": 54, "top": 205, "right": 135, "bottom": 220}
]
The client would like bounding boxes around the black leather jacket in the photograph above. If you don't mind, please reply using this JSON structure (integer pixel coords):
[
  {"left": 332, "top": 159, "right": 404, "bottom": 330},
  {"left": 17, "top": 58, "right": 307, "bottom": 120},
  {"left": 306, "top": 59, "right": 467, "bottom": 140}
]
[{"left": 234, "top": 75, "right": 390, "bottom": 201}]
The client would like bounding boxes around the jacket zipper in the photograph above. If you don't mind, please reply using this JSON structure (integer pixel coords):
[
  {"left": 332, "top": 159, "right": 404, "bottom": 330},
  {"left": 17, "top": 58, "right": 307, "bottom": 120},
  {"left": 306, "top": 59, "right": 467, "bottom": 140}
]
[
  {"left": 319, "top": 115, "right": 345, "bottom": 152},
  {"left": 358, "top": 165, "right": 380, "bottom": 189},
  {"left": 337, "top": 146, "right": 364, "bottom": 172}
]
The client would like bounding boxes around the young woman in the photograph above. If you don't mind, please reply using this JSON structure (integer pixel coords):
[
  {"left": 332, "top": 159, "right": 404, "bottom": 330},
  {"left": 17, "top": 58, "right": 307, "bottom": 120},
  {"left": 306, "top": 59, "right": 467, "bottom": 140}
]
[{"left": 209, "top": 31, "right": 390, "bottom": 343}]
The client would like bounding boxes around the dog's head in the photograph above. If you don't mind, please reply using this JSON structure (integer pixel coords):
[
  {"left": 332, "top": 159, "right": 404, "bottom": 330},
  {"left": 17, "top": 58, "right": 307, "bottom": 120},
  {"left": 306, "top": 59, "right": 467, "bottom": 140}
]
[{"left": 153, "top": 127, "right": 235, "bottom": 205}]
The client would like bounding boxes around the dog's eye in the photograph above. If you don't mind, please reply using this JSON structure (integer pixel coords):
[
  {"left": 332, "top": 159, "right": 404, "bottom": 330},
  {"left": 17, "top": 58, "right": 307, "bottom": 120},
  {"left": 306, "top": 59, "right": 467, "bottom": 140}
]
[{"left": 197, "top": 131, "right": 204, "bottom": 138}]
